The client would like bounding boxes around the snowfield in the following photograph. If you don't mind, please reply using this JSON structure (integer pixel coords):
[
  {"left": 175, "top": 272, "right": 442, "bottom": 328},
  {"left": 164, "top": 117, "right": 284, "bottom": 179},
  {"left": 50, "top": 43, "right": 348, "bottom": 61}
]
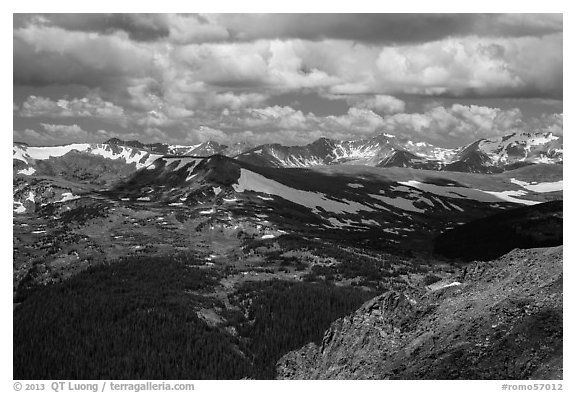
[
  {"left": 233, "top": 169, "right": 374, "bottom": 214},
  {"left": 510, "top": 178, "right": 563, "bottom": 193},
  {"left": 58, "top": 192, "right": 80, "bottom": 203},
  {"left": 427, "top": 281, "right": 462, "bottom": 291},
  {"left": 17, "top": 167, "right": 36, "bottom": 175},
  {"left": 162, "top": 157, "right": 200, "bottom": 172},
  {"left": 17, "top": 144, "right": 91, "bottom": 161},
  {"left": 13, "top": 143, "right": 161, "bottom": 169},
  {"left": 14, "top": 202, "right": 26, "bottom": 213},
  {"left": 399, "top": 180, "right": 539, "bottom": 205},
  {"left": 368, "top": 194, "right": 425, "bottom": 213}
]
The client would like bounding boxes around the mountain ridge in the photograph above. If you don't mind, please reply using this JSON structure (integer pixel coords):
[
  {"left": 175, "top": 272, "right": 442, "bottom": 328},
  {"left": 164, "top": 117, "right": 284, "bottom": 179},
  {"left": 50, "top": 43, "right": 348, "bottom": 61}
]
[{"left": 15, "top": 131, "right": 562, "bottom": 175}]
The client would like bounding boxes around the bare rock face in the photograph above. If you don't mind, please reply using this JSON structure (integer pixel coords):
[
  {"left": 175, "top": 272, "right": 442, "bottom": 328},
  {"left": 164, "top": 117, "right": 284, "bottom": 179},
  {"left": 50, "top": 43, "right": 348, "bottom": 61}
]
[
  {"left": 277, "top": 246, "right": 563, "bottom": 380},
  {"left": 278, "top": 291, "right": 417, "bottom": 379}
]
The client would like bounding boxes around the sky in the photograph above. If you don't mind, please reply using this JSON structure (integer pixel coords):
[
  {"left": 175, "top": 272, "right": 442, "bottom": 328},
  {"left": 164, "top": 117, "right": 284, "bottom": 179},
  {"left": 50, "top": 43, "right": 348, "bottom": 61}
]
[{"left": 12, "top": 13, "right": 563, "bottom": 148}]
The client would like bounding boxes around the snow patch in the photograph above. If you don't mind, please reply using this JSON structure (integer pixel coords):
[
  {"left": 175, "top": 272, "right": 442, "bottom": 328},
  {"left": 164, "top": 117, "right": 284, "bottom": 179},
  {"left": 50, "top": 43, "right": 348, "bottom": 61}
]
[
  {"left": 257, "top": 195, "right": 274, "bottom": 201},
  {"left": 483, "top": 190, "right": 540, "bottom": 205},
  {"left": 510, "top": 178, "right": 563, "bottom": 193},
  {"left": 14, "top": 202, "right": 26, "bottom": 213},
  {"left": 233, "top": 169, "right": 374, "bottom": 214},
  {"left": 13, "top": 143, "right": 161, "bottom": 169},
  {"left": 17, "top": 167, "right": 36, "bottom": 175},
  {"left": 428, "top": 281, "right": 462, "bottom": 291},
  {"left": 368, "top": 194, "right": 425, "bottom": 213},
  {"left": 399, "top": 180, "right": 539, "bottom": 205},
  {"left": 59, "top": 192, "right": 79, "bottom": 202}
]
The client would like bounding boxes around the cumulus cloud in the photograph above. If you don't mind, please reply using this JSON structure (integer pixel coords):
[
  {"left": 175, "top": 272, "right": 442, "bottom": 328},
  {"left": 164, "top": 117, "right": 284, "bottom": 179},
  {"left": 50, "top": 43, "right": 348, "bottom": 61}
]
[
  {"left": 14, "top": 20, "right": 562, "bottom": 100},
  {"left": 528, "top": 113, "right": 563, "bottom": 135},
  {"left": 13, "top": 24, "right": 158, "bottom": 87},
  {"left": 206, "top": 92, "right": 268, "bottom": 110},
  {"left": 373, "top": 35, "right": 562, "bottom": 99},
  {"left": 343, "top": 95, "right": 406, "bottom": 114},
  {"left": 378, "top": 104, "right": 530, "bottom": 146},
  {"left": 172, "top": 14, "right": 566, "bottom": 44},
  {"left": 14, "top": 124, "right": 114, "bottom": 144},
  {"left": 16, "top": 14, "right": 561, "bottom": 45},
  {"left": 13, "top": 14, "right": 563, "bottom": 148},
  {"left": 225, "top": 103, "right": 562, "bottom": 147},
  {"left": 14, "top": 14, "right": 172, "bottom": 42},
  {"left": 20, "top": 95, "right": 125, "bottom": 118}
]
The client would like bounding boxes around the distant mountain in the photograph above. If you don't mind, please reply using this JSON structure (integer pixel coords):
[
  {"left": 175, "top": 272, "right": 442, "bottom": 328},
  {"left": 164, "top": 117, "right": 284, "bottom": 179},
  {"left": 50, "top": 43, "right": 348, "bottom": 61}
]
[
  {"left": 235, "top": 134, "right": 455, "bottom": 168},
  {"left": 105, "top": 138, "right": 169, "bottom": 154},
  {"left": 14, "top": 132, "right": 562, "bottom": 177},
  {"left": 377, "top": 149, "right": 444, "bottom": 170},
  {"left": 235, "top": 131, "right": 562, "bottom": 172},
  {"left": 445, "top": 132, "right": 563, "bottom": 173}
]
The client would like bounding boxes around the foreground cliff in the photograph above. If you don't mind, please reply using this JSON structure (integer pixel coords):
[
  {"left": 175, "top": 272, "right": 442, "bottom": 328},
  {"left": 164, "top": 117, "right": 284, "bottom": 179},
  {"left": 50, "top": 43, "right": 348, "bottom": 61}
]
[{"left": 277, "top": 246, "right": 563, "bottom": 379}]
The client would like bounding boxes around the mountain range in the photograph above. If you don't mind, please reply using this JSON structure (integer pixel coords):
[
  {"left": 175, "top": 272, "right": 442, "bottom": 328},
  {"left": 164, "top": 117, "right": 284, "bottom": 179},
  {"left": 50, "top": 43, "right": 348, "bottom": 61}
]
[{"left": 14, "top": 131, "right": 562, "bottom": 176}]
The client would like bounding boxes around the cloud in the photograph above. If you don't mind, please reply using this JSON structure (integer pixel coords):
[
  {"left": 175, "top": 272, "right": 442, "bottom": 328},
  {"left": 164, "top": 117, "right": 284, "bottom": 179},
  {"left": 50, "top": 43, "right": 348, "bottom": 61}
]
[
  {"left": 200, "top": 14, "right": 563, "bottom": 44},
  {"left": 165, "top": 14, "right": 231, "bottom": 44},
  {"left": 14, "top": 21, "right": 562, "bottom": 101},
  {"left": 372, "top": 35, "right": 562, "bottom": 99},
  {"left": 173, "top": 35, "right": 561, "bottom": 99},
  {"left": 324, "top": 108, "right": 386, "bottom": 134},
  {"left": 235, "top": 105, "right": 386, "bottom": 137},
  {"left": 233, "top": 103, "right": 562, "bottom": 147},
  {"left": 528, "top": 113, "right": 563, "bottom": 135},
  {"left": 378, "top": 104, "right": 531, "bottom": 146},
  {"left": 13, "top": 24, "right": 158, "bottom": 87},
  {"left": 342, "top": 95, "right": 406, "bottom": 114},
  {"left": 16, "top": 14, "right": 561, "bottom": 45},
  {"left": 41, "top": 123, "right": 86, "bottom": 135},
  {"left": 13, "top": 14, "right": 563, "bottom": 148},
  {"left": 207, "top": 92, "right": 268, "bottom": 110},
  {"left": 15, "top": 14, "right": 172, "bottom": 42},
  {"left": 14, "top": 123, "right": 114, "bottom": 144},
  {"left": 19, "top": 95, "right": 125, "bottom": 119},
  {"left": 192, "top": 126, "right": 229, "bottom": 143}
]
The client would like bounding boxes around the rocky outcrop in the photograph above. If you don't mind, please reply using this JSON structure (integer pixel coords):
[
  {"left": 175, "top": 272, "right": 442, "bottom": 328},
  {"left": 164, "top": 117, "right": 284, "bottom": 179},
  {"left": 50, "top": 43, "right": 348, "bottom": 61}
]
[{"left": 277, "top": 246, "right": 563, "bottom": 379}]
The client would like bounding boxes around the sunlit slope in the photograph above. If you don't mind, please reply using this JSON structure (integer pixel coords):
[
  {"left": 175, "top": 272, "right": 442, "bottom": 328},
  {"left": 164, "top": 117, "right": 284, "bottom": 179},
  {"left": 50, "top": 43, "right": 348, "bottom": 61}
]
[{"left": 106, "top": 155, "right": 562, "bottom": 250}]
